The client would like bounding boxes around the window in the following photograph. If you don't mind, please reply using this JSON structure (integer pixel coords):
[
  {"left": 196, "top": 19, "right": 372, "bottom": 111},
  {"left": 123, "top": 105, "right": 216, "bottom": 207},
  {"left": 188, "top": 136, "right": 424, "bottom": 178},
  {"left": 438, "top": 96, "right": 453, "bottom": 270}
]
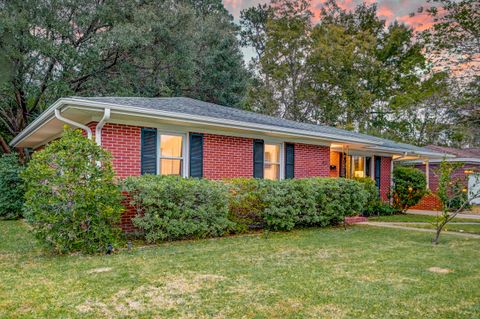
[
  {"left": 352, "top": 156, "right": 365, "bottom": 178},
  {"left": 159, "top": 134, "right": 184, "bottom": 176},
  {"left": 345, "top": 155, "right": 365, "bottom": 178},
  {"left": 264, "top": 144, "right": 280, "bottom": 180}
]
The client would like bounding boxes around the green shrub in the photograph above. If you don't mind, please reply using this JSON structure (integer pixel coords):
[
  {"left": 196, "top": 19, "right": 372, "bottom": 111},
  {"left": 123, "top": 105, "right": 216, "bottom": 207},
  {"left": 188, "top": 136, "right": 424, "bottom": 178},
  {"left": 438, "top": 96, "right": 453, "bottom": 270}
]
[
  {"left": 124, "top": 175, "right": 233, "bottom": 242},
  {"left": 392, "top": 166, "right": 428, "bottom": 213},
  {"left": 354, "top": 177, "right": 380, "bottom": 215},
  {"left": 262, "top": 178, "right": 368, "bottom": 231},
  {"left": 225, "top": 178, "right": 268, "bottom": 233},
  {"left": 0, "top": 153, "right": 24, "bottom": 219},
  {"left": 22, "top": 129, "right": 123, "bottom": 254}
]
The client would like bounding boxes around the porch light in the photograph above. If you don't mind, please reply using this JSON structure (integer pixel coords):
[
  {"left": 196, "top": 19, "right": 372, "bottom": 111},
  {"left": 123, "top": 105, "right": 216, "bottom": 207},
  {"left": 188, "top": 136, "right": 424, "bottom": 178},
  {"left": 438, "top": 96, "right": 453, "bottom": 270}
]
[
  {"left": 464, "top": 170, "right": 474, "bottom": 174},
  {"left": 330, "top": 143, "right": 343, "bottom": 148}
]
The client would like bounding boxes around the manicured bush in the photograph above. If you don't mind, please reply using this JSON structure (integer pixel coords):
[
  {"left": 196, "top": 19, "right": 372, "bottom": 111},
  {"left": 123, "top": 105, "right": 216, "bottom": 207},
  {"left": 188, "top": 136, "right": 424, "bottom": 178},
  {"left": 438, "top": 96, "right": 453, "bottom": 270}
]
[
  {"left": 22, "top": 129, "right": 123, "bottom": 254},
  {"left": 392, "top": 166, "right": 428, "bottom": 213},
  {"left": 226, "top": 178, "right": 268, "bottom": 233},
  {"left": 124, "top": 175, "right": 233, "bottom": 242},
  {"left": 0, "top": 153, "right": 24, "bottom": 220},
  {"left": 354, "top": 177, "right": 380, "bottom": 215},
  {"left": 262, "top": 178, "right": 368, "bottom": 230}
]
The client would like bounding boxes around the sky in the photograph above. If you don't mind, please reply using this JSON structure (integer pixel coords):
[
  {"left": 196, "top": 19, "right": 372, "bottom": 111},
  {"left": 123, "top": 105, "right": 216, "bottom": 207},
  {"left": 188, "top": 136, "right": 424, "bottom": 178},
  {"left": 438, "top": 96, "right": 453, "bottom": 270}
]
[{"left": 223, "top": 0, "right": 435, "bottom": 30}]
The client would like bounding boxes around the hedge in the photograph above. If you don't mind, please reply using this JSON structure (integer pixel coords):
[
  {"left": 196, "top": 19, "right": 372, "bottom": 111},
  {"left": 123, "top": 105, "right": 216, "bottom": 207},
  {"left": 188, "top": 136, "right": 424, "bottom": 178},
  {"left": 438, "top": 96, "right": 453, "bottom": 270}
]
[
  {"left": 125, "top": 176, "right": 369, "bottom": 238},
  {"left": 0, "top": 153, "right": 24, "bottom": 220},
  {"left": 124, "top": 175, "right": 233, "bottom": 243}
]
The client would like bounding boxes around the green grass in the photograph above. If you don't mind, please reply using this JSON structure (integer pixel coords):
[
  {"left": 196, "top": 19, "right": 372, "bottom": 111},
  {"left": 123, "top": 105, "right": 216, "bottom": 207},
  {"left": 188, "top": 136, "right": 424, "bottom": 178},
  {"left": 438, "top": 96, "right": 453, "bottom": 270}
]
[
  {"left": 1, "top": 220, "right": 480, "bottom": 318},
  {"left": 368, "top": 214, "right": 475, "bottom": 223},
  {"left": 395, "top": 223, "right": 480, "bottom": 235}
]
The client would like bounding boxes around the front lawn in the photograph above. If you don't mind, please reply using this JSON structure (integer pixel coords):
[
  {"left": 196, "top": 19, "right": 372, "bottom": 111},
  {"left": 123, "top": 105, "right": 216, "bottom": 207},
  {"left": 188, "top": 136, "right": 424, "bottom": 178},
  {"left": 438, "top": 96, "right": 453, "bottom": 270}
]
[{"left": 1, "top": 220, "right": 480, "bottom": 318}]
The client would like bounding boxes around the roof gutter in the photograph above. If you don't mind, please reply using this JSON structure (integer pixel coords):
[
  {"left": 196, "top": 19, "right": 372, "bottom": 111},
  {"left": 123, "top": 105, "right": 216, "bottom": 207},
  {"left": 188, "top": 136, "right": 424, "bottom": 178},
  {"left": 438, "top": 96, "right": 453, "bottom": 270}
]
[{"left": 54, "top": 109, "right": 92, "bottom": 139}]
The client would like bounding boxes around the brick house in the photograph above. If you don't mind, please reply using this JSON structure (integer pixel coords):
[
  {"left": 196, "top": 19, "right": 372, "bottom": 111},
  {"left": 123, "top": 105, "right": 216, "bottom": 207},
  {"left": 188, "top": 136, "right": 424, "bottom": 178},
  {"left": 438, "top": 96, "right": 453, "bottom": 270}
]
[
  {"left": 410, "top": 146, "right": 480, "bottom": 211},
  {"left": 11, "top": 97, "right": 446, "bottom": 230}
]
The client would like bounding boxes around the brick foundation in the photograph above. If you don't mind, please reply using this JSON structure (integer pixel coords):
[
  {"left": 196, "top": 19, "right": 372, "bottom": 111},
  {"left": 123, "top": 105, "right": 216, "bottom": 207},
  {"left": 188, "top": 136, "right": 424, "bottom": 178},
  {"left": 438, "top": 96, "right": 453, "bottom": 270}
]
[{"left": 410, "top": 193, "right": 442, "bottom": 211}]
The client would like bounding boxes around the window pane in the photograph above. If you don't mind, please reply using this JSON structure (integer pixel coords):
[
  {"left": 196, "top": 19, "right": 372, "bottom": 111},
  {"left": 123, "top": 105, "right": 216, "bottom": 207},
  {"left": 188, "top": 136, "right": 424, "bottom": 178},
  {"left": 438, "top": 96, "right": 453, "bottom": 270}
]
[
  {"left": 264, "top": 164, "right": 280, "bottom": 180},
  {"left": 353, "top": 156, "right": 365, "bottom": 178},
  {"left": 160, "top": 135, "right": 183, "bottom": 157},
  {"left": 264, "top": 144, "right": 280, "bottom": 163},
  {"left": 160, "top": 159, "right": 182, "bottom": 176}
]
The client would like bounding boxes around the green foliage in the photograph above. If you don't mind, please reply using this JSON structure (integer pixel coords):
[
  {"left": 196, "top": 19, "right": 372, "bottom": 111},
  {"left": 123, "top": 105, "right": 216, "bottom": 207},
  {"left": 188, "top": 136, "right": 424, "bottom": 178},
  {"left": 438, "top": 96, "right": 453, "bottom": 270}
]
[
  {"left": 391, "top": 166, "right": 427, "bottom": 213},
  {"left": 262, "top": 178, "right": 368, "bottom": 231},
  {"left": 124, "top": 175, "right": 233, "bottom": 243},
  {"left": 225, "top": 178, "right": 269, "bottom": 233},
  {"left": 21, "top": 129, "right": 123, "bottom": 254},
  {"left": 0, "top": 0, "right": 248, "bottom": 152},
  {"left": 0, "top": 153, "right": 24, "bottom": 219},
  {"left": 354, "top": 177, "right": 380, "bottom": 215}
]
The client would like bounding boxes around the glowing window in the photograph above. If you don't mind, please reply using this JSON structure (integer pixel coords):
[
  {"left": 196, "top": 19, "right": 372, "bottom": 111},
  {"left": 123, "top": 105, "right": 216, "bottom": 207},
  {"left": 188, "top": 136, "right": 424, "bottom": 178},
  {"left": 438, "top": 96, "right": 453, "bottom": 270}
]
[
  {"left": 159, "top": 134, "right": 184, "bottom": 176},
  {"left": 264, "top": 144, "right": 280, "bottom": 180}
]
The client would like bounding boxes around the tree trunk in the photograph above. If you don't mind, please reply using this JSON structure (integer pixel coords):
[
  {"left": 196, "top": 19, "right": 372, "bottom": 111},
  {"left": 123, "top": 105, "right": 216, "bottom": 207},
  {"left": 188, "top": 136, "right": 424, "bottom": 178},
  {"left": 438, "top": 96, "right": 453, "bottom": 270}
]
[{"left": 0, "top": 136, "right": 10, "bottom": 154}]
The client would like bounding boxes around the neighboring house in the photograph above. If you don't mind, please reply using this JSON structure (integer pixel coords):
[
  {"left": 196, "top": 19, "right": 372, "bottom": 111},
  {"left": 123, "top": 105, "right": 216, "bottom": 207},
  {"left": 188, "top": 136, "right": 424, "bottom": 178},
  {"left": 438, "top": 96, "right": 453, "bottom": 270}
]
[
  {"left": 410, "top": 145, "right": 480, "bottom": 211},
  {"left": 11, "top": 97, "right": 446, "bottom": 231}
]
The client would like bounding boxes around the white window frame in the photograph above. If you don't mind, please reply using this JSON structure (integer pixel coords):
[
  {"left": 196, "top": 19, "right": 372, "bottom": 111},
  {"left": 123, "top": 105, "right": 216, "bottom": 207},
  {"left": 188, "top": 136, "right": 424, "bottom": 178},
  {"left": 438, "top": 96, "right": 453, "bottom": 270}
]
[
  {"left": 157, "top": 132, "right": 188, "bottom": 178},
  {"left": 264, "top": 142, "right": 284, "bottom": 180}
]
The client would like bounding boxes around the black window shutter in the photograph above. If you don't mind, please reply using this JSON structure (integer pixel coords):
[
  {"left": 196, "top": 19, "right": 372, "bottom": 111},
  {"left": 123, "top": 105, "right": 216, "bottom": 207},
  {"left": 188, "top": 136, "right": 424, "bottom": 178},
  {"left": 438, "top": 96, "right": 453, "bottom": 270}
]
[
  {"left": 285, "top": 143, "right": 294, "bottom": 179},
  {"left": 189, "top": 133, "right": 203, "bottom": 178},
  {"left": 141, "top": 128, "right": 157, "bottom": 175},
  {"left": 374, "top": 156, "right": 381, "bottom": 190},
  {"left": 253, "top": 139, "right": 264, "bottom": 178}
]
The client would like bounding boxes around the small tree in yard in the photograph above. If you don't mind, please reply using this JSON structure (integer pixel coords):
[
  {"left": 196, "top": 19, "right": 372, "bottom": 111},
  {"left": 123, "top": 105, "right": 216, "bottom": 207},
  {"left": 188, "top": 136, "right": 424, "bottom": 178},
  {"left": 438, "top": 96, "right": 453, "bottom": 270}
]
[
  {"left": 433, "top": 160, "right": 480, "bottom": 245},
  {"left": 22, "top": 128, "right": 123, "bottom": 254},
  {"left": 392, "top": 166, "right": 428, "bottom": 213}
]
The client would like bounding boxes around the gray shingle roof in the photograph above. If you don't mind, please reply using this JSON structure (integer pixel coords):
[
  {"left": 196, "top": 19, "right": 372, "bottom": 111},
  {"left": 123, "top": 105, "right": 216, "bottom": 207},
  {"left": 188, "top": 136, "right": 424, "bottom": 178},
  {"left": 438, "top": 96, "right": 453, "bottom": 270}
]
[{"left": 73, "top": 96, "right": 436, "bottom": 154}]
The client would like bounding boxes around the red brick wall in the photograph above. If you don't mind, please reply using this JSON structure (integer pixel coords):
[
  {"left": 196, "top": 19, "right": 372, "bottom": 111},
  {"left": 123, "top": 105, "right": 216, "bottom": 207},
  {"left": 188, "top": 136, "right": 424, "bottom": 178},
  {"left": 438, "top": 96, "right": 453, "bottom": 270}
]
[
  {"left": 294, "top": 143, "right": 330, "bottom": 178},
  {"left": 329, "top": 151, "right": 341, "bottom": 177},
  {"left": 412, "top": 162, "right": 479, "bottom": 210},
  {"left": 410, "top": 193, "right": 443, "bottom": 211},
  {"left": 99, "top": 123, "right": 142, "bottom": 178},
  {"left": 202, "top": 133, "right": 254, "bottom": 179},
  {"left": 379, "top": 157, "right": 392, "bottom": 202}
]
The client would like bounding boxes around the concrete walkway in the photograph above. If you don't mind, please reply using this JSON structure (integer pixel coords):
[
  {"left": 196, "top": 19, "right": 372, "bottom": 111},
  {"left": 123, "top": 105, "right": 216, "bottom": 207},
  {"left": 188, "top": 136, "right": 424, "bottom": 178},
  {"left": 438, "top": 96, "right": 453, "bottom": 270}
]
[
  {"left": 359, "top": 222, "right": 480, "bottom": 239},
  {"left": 407, "top": 209, "right": 480, "bottom": 220}
]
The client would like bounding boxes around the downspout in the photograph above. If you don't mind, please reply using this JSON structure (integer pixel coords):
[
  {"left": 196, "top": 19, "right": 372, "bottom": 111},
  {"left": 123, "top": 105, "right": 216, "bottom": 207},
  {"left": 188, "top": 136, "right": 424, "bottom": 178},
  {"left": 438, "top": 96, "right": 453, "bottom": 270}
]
[
  {"left": 54, "top": 109, "right": 92, "bottom": 139},
  {"left": 95, "top": 108, "right": 111, "bottom": 146}
]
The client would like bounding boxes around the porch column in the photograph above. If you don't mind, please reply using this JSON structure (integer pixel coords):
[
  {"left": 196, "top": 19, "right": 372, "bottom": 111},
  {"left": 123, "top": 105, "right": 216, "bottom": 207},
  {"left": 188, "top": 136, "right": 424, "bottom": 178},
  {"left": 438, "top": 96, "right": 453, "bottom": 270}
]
[{"left": 425, "top": 159, "right": 430, "bottom": 190}]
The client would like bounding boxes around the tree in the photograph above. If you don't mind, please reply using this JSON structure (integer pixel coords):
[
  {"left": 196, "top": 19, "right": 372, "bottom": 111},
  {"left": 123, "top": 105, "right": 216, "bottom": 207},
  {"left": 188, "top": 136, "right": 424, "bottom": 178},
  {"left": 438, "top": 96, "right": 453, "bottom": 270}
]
[
  {"left": 433, "top": 160, "right": 480, "bottom": 244},
  {"left": 241, "top": 0, "right": 443, "bottom": 138},
  {"left": 0, "top": 0, "right": 249, "bottom": 153},
  {"left": 415, "top": 0, "right": 480, "bottom": 147},
  {"left": 0, "top": 0, "right": 134, "bottom": 153}
]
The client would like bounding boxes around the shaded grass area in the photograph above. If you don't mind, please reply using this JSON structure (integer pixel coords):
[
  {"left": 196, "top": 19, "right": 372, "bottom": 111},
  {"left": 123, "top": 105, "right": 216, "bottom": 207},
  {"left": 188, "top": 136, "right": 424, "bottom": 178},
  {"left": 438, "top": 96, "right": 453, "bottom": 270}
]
[
  {"left": 395, "top": 223, "right": 480, "bottom": 235},
  {"left": 1, "top": 220, "right": 480, "bottom": 318},
  {"left": 368, "top": 214, "right": 475, "bottom": 223}
]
